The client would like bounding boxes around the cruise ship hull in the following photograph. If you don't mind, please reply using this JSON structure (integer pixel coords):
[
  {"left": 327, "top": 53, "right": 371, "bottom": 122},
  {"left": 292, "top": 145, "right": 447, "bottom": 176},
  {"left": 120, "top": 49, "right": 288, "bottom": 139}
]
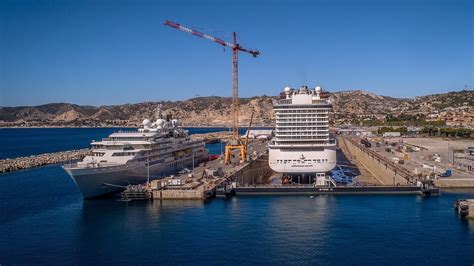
[
  {"left": 63, "top": 153, "right": 208, "bottom": 199},
  {"left": 268, "top": 146, "right": 337, "bottom": 174}
]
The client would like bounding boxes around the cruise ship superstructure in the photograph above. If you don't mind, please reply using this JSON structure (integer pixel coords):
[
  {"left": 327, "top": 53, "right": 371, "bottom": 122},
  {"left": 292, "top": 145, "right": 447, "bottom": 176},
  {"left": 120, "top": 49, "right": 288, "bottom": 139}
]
[
  {"left": 268, "top": 86, "right": 337, "bottom": 185},
  {"left": 63, "top": 107, "right": 208, "bottom": 199}
]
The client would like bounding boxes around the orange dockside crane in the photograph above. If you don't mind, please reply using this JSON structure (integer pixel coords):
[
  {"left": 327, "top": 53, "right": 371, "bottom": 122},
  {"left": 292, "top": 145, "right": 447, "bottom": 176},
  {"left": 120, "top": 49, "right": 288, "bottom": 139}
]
[{"left": 164, "top": 20, "right": 260, "bottom": 164}]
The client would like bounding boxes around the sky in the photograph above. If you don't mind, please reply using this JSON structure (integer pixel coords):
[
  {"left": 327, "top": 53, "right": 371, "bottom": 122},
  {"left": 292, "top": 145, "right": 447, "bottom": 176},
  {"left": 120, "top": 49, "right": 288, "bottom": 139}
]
[{"left": 0, "top": 0, "right": 472, "bottom": 106}]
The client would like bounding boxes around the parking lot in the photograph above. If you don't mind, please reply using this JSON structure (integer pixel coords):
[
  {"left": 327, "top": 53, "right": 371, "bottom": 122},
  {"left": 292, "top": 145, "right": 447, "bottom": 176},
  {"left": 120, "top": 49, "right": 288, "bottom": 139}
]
[{"left": 367, "top": 137, "right": 473, "bottom": 179}]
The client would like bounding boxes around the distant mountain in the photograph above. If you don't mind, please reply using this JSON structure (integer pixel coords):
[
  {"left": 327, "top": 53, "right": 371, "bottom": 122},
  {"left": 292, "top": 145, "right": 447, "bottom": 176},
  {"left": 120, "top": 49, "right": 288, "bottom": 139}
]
[{"left": 1, "top": 90, "right": 472, "bottom": 127}]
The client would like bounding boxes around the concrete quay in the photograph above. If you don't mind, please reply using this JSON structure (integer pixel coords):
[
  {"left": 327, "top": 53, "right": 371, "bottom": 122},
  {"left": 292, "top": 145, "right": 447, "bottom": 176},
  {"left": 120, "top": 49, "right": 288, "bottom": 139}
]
[
  {"left": 434, "top": 178, "right": 474, "bottom": 188},
  {"left": 347, "top": 135, "right": 474, "bottom": 188},
  {"left": 0, "top": 149, "right": 91, "bottom": 173},
  {"left": 234, "top": 185, "right": 439, "bottom": 196},
  {"left": 149, "top": 140, "right": 271, "bottom": 200}
]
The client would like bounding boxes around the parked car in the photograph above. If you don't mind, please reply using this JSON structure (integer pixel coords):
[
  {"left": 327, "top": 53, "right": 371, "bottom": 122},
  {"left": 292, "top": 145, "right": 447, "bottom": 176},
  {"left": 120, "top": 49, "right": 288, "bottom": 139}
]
[{"left": 439, "top": 169, "right": 452, "bottom": 177}]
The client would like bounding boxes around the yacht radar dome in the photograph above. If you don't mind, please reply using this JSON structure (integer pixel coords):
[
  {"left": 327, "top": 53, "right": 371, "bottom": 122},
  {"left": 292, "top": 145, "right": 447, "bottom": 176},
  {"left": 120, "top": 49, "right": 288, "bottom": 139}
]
[
  {"left": 142, "top": 119, "right": 152, "bottom": 128},
  {"left": 284, "top": 86, "right": 292, "bottom": 98},
  {"left": 156, "top": 119, "right": 165, "bottom": 129}
]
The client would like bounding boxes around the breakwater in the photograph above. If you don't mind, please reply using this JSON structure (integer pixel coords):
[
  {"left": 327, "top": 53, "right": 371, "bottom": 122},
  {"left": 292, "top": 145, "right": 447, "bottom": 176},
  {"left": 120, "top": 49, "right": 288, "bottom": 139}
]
[
  {"left": 0, "top": 149, "right": 91, "bottom": 173},
  {"left": 190, "top": 131, "right": 232, "bottom": 143}
]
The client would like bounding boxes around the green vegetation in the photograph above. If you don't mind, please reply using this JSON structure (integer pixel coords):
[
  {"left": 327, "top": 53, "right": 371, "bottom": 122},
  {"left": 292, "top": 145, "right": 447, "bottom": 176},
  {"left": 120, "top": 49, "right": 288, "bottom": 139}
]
[
  {"left": 377, "top": 126, "right": 407, "bottom": 135},
  {"left": 361, "top": 118, "right": 445, "bottom": 127},
  {"left": 420, "top": 127, "right": 473, "bottom": 138},
  {"left": 376, "top": 126, "right": 473, "bottom": 138}
]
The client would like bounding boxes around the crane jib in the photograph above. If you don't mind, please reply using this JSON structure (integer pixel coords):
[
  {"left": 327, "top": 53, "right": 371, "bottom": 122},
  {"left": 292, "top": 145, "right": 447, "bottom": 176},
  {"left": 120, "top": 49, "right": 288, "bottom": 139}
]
[{"left": 163, "top": 19, "right": 258, "bottom": 56}]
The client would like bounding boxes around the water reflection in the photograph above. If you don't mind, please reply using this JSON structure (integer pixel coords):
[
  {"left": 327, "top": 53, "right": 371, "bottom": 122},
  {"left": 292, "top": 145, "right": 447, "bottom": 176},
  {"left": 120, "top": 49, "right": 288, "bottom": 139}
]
[{"left": 12, "top": 192, "right": 473, "bottom": 264}]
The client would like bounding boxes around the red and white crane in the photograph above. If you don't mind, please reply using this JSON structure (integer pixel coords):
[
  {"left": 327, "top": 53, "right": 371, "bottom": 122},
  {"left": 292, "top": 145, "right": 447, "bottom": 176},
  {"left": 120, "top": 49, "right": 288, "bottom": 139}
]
[{"left": 164, "top": 20, "right": 260, "bottom": 164}]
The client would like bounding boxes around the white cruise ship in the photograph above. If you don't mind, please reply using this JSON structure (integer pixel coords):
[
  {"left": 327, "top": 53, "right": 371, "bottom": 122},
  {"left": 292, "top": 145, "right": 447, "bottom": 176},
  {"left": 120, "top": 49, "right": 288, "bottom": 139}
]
[
  {"left": 63, "top": 108, "right": 208, "bottom": 199},
  {"left": 268, "top": 86, "right": 337, "bottom": 184}
]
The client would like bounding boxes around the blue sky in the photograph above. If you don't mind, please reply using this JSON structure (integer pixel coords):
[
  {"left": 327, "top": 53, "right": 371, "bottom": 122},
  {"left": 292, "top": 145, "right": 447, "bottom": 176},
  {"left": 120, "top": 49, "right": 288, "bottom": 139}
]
[{"left": 1, "top": 0, "right": 472, "bottom": 106}]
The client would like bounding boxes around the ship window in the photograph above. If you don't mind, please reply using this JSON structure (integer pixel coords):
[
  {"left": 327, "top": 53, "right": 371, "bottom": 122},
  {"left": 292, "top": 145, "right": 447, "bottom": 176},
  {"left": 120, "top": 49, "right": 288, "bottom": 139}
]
[{"left": 123, "top": 145, "right": 134, "bottom": 151}]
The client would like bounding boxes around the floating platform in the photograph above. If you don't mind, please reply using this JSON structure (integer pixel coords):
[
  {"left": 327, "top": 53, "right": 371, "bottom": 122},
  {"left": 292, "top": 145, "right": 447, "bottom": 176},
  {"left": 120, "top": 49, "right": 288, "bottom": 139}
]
[
  {"left": 234, "top": 185, "right": 439, "bottom": 196},
  {"left": 121, "top": 185, "right": 152, "bottom": 201}
]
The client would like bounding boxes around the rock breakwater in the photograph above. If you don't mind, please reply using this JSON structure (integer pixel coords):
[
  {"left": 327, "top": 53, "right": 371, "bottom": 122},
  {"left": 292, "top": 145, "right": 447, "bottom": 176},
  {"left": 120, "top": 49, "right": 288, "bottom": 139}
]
[
  {"left": 0, "top": 149, "right": 91, "bottom": 173},
  {"left": 190, "top": 131, "right": 233, "bottom": 143}
]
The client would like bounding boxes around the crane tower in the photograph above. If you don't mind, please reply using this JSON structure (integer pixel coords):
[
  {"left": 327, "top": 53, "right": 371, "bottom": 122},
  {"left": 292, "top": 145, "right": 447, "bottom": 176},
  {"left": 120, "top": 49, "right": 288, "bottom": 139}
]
[{"left": 164, "top": 20, "right": 260, "bottom": 164}]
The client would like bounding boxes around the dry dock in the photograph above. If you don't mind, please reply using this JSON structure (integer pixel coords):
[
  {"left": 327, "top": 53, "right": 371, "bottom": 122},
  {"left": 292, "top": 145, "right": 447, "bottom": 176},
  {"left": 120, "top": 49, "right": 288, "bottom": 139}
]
[{"left": 137, "top": 138, "right": 439, "bottom": 200}]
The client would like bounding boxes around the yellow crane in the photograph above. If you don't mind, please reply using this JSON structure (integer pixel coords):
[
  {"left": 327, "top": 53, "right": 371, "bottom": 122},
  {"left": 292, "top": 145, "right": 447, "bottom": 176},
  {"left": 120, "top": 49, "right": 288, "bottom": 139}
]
[{"left": 225, "top": 111, "right": 254, "bottom": 164}]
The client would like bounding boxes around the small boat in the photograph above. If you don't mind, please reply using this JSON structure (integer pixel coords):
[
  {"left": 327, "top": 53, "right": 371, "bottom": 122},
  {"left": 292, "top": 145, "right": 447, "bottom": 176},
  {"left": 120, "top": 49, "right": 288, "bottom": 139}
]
[
  {"left": 454, "top": 199, "right": 471, "bottom": 218},
  {"left": 454, "top": 199, "right": 464, "bottom": 211}
]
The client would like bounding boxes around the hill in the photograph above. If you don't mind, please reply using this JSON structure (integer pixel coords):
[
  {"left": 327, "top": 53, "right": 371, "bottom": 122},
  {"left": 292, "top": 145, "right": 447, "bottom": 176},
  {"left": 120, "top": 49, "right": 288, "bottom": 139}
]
[{"left": 1, "top": 90, "right": 472, "bottom": 127}]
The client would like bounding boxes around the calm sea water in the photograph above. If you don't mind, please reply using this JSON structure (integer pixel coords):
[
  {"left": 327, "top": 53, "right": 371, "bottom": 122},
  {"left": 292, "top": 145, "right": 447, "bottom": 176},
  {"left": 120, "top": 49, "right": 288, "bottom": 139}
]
[
  {"left": 0, "top": 127, "right": 236, "bottom": 159},
  {"left": 1, "top": 128, "right": 473, "bottom": 264}
]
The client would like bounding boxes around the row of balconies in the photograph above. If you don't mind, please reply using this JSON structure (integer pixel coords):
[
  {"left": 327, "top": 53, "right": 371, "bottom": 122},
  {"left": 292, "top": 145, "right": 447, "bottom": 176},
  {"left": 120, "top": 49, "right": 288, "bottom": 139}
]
[
  {"left": 276, "top": 115, "right": 329, "bottom": 119},
  {"left": 276, "top": 128, "right": 328, "bottom": 132},
  {"left": 276, "top": 125, "right": 328, "bottom": 128},
  {"left": 275, "top": 110, "right": 329, "bottom": 114},
  {"left": 276, "top": 133, "right": 329, "bottom": 137},
  {"left": 276, "top": 136, "right": 329, "bottom": 140},
  {"left": 276, "top": 121, "right": 329, "bottom": 125},
  {"left": 276, "top": 118, "right": 329, "bottom": 121},
  {"left": 275, "top": 136, "right": 329, "bottom": 140},
  {"left": 274, "top": 105, "right": 332, "bottom": 110}
]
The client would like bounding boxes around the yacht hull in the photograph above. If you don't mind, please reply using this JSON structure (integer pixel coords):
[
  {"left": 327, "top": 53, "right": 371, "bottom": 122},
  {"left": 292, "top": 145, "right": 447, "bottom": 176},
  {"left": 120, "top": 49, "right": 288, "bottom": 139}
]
[{"left": 63, "top": 153, "right": 208, "bottom": 199}]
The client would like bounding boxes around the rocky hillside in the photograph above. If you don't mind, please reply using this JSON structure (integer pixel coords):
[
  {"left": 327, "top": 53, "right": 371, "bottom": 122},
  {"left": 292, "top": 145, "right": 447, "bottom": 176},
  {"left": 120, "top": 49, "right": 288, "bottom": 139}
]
[
  {"left": 1, "top": 90, "right": 472, "bottom": 127},
  {"left": 330, "top": 90, "right": 410, "bottom": 116},
  {"left": 0, "top": 96, "right": 275, "bottom": 127}
]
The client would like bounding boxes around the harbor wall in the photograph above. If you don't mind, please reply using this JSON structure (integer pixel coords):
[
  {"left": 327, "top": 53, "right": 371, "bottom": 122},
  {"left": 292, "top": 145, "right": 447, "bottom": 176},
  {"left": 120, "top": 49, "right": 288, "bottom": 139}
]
[
  {"left": 153, "top": 188, "right": 206, "bottom": 199},
  {"left": 340, "top": 137, "right": 409, "bottom": 185},
  {"left": 0, "top": 149, "right": 91, "bottom": 173},
  {"left": 434, "top": 179, "right": 474, "bottom": 188}
]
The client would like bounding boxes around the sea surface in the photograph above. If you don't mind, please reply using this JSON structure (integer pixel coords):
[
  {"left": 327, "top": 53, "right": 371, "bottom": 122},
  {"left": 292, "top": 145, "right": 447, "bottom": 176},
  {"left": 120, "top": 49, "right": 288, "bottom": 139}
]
[
  {"left": 1, "top": 128, "right": 474, "bottom": 265},
  {"left": 0, "top": 127, "right": 236, "bottom": 159}
]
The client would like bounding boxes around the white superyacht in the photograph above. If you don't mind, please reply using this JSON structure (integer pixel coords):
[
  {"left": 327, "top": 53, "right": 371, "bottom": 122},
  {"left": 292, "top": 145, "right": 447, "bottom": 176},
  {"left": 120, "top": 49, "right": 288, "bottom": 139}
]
[
  {"left": 268, "top": 86, "right": 337, "bottom": 185},
  {"left": 63, "top": 108, "right": 208, "bottom": 199}
]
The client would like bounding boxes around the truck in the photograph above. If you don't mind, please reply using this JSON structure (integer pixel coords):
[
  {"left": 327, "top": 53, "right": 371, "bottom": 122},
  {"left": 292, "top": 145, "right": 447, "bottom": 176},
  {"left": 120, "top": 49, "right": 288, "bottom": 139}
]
[{"left": 360, "top": 139, "right": 371, "bottom": 148}]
